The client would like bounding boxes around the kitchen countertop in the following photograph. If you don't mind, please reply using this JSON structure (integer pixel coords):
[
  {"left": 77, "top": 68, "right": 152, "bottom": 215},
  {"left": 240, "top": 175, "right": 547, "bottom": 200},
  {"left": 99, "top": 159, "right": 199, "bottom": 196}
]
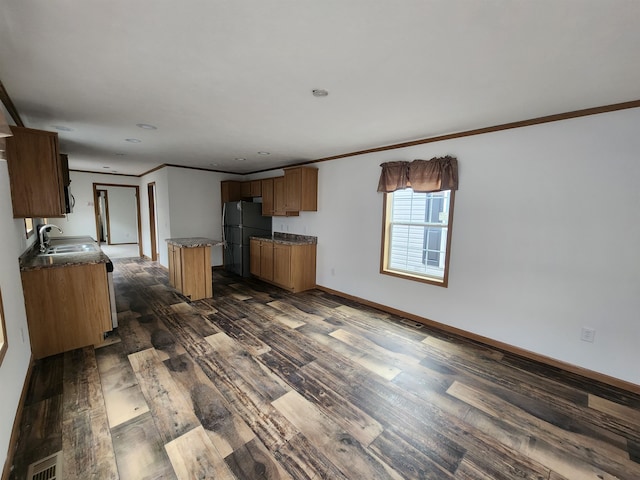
[
  {"left": 19, "top": 236, "right": 112, "bottom": 271},
  {"left": 165, "top": 237, "right": 223, "bottom": 248},
  {"left": 250, "top": 232, "right": 317, "bottom": 245}
]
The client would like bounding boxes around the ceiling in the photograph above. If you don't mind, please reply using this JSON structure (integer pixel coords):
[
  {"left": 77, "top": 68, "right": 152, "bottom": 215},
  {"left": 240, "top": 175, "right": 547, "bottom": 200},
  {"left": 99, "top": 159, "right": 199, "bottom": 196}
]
[{"left": 1, "top": 1, "right": 640, "bottom": 176}]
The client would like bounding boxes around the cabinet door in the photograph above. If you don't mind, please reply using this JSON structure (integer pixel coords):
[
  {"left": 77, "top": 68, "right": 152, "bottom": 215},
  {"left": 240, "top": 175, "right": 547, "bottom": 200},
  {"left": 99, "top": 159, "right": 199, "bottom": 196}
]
[
  {"left": 240, "top": 181, "right": 252, "bottom": 198},
  {"left": 284, "top": 168, "right": 301, "bottom": 212},
  {"left": 261, "top": 178, "right": 274, "bottom": 216},
  {"left": 221, "top": 181, "right": 242, "bottom": 204},
  {"left": 180, "top": 246, "right": 211, "bottom": 300},
  {"left": 284, "top": 166, "right": 318, "bottom": 212},
  {"left": 5, "top": 126, "right": 65, "bottom": 218},
  {"left": 174, "top": 245, "right": 183, "bottom": 292},
  {"left": 261, "top": 242, "right": 274, "bottom": 281},
  {"left": 273, "top": 176, "right": 286, "bottom": 216},
  {"left": 168, "top": 244, "right": 175, "bottom": 287},
  {"left": 273, "top": 243, "right": 292, "bottom": 288},
  {"left": 250, "top": 239, "right": 261, "bottom": 276},
  {"left": 21, "top": 264, "right": 111, "bottom": 359},
  {"left": 250, "top": 180, "right": 262, "bottom": 197}
]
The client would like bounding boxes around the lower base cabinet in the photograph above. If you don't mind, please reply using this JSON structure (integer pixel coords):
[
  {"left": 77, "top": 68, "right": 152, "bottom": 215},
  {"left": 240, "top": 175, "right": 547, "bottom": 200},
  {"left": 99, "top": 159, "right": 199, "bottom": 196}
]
[
  {"left": 168, "top": 243, "right": 212, "bottom": 300},
  {"left": 250, "top": 239, "right": 316, "bottom": 293},
  {"left": 21, "top": 263, "right": 112, "bottom": 359}
]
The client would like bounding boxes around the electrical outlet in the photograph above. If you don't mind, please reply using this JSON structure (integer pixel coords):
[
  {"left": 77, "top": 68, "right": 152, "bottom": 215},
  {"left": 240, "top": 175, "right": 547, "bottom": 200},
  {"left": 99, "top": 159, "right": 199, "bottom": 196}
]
[
  {"left": 20, "top": 327, "right": 25, "bottom": 344},
  {"left": 580, "top": 327, "right": 596, "bottom": 343},
  {"left": 331, "top": 267, "right": 335, "bottom": 276}
]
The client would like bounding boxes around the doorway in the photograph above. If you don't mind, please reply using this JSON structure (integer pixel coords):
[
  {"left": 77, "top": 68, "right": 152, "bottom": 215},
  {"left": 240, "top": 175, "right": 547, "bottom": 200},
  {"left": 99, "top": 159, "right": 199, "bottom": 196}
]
[
  {"left": 93, "top": 183, "right": 143, "bottom": 258},
  {"left": 96, "top": 189, "right": 110, "bottom": 243}
]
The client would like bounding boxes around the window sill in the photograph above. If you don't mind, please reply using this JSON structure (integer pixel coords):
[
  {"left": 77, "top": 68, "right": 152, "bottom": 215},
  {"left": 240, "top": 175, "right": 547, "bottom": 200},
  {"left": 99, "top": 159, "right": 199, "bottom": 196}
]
[{"left": 380, "top": 268, "right": 448, "bottom": 288}]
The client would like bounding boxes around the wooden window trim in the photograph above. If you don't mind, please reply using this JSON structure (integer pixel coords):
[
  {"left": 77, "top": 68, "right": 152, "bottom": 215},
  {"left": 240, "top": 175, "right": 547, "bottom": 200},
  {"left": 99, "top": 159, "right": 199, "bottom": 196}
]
[{"left": 380, "top": 190, "right": 455, "bottom": 288}]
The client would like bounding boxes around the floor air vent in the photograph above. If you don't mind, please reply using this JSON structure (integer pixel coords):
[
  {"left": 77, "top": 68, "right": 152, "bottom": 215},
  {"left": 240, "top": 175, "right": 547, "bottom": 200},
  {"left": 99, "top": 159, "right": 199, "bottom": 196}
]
[{"left": 26, "top": 451, "right": 62, "bottom": 480}]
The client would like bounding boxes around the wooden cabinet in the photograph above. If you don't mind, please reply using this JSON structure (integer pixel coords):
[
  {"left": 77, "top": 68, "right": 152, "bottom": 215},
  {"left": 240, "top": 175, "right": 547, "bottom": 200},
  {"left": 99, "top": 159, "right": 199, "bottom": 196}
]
[
  {"left": 273, "top": 176, "right": 286, "bottom": 216},
  {"left": 250, "top": 238, "right": 274, "bottom": 281},
  {"left": 167, "top": 244, "right": 212, "bottom": 300},
  {"left": 168, "top": 243, "right": 182, "bottom": 290},
  {"left": 261, "top": 178, "right": 274, "bottom": 216},
  {"left": 249, "top": 239, "right": 316, "bottom": 293},
  {"left": 273, "top": 243, "right": 292, "bottom": 289},
  {"left": 241, "top": 180, "right": 262, "bottom": 198},
  {"left": 5, "top": 126, "right": 67, "bottom": 218},
  {"left": 240, "top": 181, "right": 252, "bottom": 198},
  {"left": 21, "top": 263, "right": 112, "bottom": 359},
  {"left": 284, "top": 166, "right": 318, "bottom": 212},
  {"left": 273, "top": 176, "right": 299, "bottom": 217},
  {"left": 220, "top": 167, "right": 316, "bottom": 216},
  {"left": 221, "top": 181, "right": 242, "bottom": 204}
]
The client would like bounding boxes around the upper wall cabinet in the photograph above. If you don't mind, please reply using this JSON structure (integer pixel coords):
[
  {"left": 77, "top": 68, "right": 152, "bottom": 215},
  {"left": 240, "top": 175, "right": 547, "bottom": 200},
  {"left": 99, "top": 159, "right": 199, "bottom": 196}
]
[
  {"left": 5, "top": 126, "right": 67, "bottom": 218},
  {"left": 221, "top": 180, "right": 242, "bottom": 205},
  {"left": 284, "top": 166, "right": 318, "bottom": 212}
]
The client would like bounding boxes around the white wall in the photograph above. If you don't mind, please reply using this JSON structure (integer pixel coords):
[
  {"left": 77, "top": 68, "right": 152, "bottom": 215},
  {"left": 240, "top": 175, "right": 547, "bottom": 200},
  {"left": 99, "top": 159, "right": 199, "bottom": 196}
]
[
  {"left": 103, "top": 186, "right": 138, "bottom": 244},
  {"left": 272, "top": 107, "right": 640, "bottom": 386},
  {"left": 0, "top": 160, "right": 34, "bottom": 469},
  {"left": 50, "top": 171, "right": 140, "bottom": 240},
  {"left": 165, "top": 167, "right": 241, "bottom": 267}
]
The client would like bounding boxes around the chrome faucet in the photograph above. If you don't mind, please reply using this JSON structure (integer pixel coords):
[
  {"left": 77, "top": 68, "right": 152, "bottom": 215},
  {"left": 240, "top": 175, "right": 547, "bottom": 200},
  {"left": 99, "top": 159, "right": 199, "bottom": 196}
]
[{"left": 38, "top": 224, "right": 63, "bottom": 252}]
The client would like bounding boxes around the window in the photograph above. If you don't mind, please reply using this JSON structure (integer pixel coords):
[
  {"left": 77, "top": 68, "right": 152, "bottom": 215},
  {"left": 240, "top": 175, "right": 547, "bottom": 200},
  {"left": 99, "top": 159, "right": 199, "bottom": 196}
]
[
  {"left": 0, "top": 289, "right": 7, "bottom": 365},
  {"left": 381, "top": 188, "right": 454, "bottom": 286},
  {"left": 24, "top": 218, "right": 34, "bottom": 238}
]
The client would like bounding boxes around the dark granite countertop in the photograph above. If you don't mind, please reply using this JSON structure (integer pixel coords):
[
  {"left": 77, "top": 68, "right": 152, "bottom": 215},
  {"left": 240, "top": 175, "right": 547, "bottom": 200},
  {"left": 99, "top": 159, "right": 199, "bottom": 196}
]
[
  {"left": 19, "top": 236, "right": 112, "bottom": 272},
  {"left": 250, "top": 232, "right": 317, "bottom": 245},
  {"left": 165, "top": 237, "right": 223, "bottom": 247}
]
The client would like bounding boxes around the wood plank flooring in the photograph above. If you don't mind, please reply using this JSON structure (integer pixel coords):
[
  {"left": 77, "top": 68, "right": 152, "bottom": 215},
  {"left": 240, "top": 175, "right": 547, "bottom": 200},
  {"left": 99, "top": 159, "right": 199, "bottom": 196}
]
[{"left": 7, "top": 258, "right": 640, "bottom": 479}]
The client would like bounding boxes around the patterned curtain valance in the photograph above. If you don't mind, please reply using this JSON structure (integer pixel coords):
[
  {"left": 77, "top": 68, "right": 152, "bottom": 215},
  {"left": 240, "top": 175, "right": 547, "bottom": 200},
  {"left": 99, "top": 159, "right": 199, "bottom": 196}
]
[{"left": 377, "top": 156, "right": 458, "bottom": 193}]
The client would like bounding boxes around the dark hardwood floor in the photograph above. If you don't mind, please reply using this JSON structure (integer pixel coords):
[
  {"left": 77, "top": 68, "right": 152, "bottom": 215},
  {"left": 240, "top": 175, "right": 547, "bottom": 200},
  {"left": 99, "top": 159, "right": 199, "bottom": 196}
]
[{"left": 8, "top": 258, "right": 640, "bottom": 479}]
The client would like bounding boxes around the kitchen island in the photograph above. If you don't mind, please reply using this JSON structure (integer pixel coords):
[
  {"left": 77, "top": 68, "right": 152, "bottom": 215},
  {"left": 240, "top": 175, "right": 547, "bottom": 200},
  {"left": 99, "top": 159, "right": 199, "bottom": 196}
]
[{"left": 165, "top": 237, "right": 222, "bottom": 300}]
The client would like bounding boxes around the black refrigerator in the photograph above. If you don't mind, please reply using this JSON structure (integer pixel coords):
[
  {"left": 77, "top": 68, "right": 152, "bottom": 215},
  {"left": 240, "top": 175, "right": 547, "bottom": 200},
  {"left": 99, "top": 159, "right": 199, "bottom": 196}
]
[{"left": 223, "top": 201, "right": 272, "bottom": 277}]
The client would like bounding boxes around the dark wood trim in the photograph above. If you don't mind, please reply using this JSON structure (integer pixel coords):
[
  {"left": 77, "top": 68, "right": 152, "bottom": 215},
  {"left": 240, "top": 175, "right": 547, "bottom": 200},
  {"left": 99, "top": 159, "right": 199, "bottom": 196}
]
[
  {"left": 315, "top": 284, "right": 640, "bottom": 396},
  {"left": 69, "top": 169, "right": 138, "bottom": 178},
  {"left": 1, "top": 356, "right": 34, "bottom": 480},
  {"left": 164, "top": 163, "right": 238, "bottom": 175},
  {"left": 92, "top": 183, "right": 142, "bottom": 255},
  {"left": 93, "top": 188, "right": 101, "bottom": 244},
  {"left": 0, "top": 79, "right": 24, "bottom": 127},
  {"left": 104, "top": 191, "right": 112, "bottom": 245},
  {"left": 134, "top": 186, "right": 143, "bottom": 257},
  {"left": 139, "top": 163, "right": 167, "bottom": 177},
  {"left": 293, "top": 99, "right": 640, "bottom": 168},
  {"left": 106, "top": 242, "right": 138, "bottom": 246},
  {"left": 147, "top": 182, "right": 157, "bottom": 261}
]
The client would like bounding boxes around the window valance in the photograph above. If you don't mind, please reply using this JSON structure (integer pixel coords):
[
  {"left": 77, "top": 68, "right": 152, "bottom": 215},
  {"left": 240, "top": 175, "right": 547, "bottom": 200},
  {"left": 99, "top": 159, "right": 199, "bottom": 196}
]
[{"left": 377, "top": 156, "right": 458, "bottom": 193}]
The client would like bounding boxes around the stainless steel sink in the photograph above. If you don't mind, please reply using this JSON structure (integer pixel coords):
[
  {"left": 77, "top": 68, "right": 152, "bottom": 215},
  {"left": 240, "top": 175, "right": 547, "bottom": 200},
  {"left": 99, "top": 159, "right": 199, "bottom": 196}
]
[{"left": 41, "top": 243, "right": 99, "bottom": 255}]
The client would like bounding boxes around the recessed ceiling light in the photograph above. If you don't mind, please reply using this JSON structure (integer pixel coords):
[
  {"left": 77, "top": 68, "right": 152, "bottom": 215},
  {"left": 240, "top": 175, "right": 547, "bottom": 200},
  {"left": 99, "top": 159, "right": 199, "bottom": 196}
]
[
  {"left": 136, "top": 123, "right": 157, "bottom": 130},
  {"left": 125, "top": 138, "right": 141, "bottom": 143},
  {"left": 312, "top": 89, "right": 329, "bottom": 97},
  {"left": 210, "top": 163, "right": 219, "bottom": 167},
  {"left": 257, "top": 151, "right": 270, "bottom": 155},
  {"left": 103, "top": 166, "right": 110, "bottom": 169},
  {"left": 115, "top": 153, "right": 126, "bottom": 156},
  {"left": 235, "top": 158, "right": 247, "bottom": 162},
  {"left": 53, "top": 125, "right": 73, "bottom": 131}
]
